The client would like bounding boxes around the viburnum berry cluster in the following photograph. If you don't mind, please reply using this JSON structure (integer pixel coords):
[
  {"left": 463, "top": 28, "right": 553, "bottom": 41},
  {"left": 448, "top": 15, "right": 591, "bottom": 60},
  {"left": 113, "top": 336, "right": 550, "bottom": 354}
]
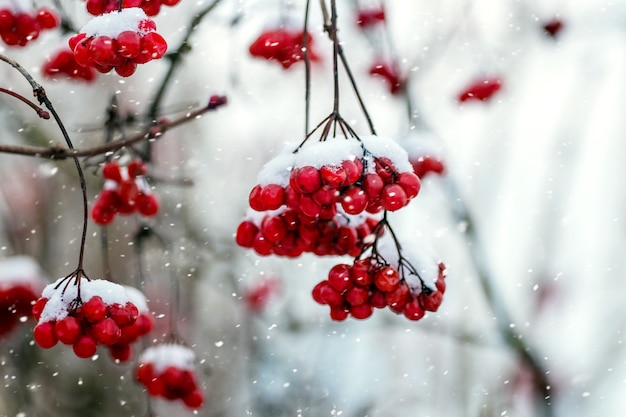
[
  {"left": 85, "top": 0, "right": 181, "bottom": 17},
  {"left": 313, "top": 236, "right": 447, "bottom": 321},
  {"left": 135, "top": 344, "right": 204, "bottom": 409},
  {"left": 32, "top": 277, "right": 146, "bottom": 359},
  {"left": 457, "top": 76, "right": 503, "bottom": 103},
  {"left": 249, "top": 26, "right": 320, "bottom": 69},
  {"left": 43, "top": 48, "right": 98, "bottom": 82},
  {"left": 355, "top": 6, "right": 386, "bottom": 29},
  {"left": 0, "top": 5, "right": 58, "bottom": 47},
  {"left": 68, "top": 8, "right": 167, "bottom": 77},
  {"left": 236, "top": 135, "right": 420, "bottom": 256},
  {"left": 0, "top": 256, "right": 44, "bottom": 338},
  {"left": 92, "top": 159, "right": 159, "bottom": 225}
]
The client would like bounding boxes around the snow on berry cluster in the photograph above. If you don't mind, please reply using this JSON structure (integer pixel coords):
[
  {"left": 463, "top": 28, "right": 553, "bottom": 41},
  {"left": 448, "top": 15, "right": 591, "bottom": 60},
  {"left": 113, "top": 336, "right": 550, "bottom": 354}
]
[
  {"left": 313, "top": 239, "right": 447, "bottom": 321},
  {"left": 249, "top": 26, "right": 320, "bottom": 69},
  {"left": 236, "top": 135, "right": 420, "bottom": 257},
  {"left": 0, "top": 256, "right": 45, "bottom": 338},
  {"left": 43, "top": 48, "right": 98, "bottom": 82},
  {"left": 68, "top": 8, "right": 167, "bottom": 77},
  {"left": 0, "top": 4, "right": 58, "bottom": 47},
  {"left": 85, "top": 0, "right": 181, "bottom": 17},
  {"left": 107, "top": 285, "right": 154, "bottom": 362},
  {"left": 32, "top": 278, "right": 147, "bottom": 359},
  {"left": 135, "top": 344, "right": 204, "bottom": 409},
  {"left": 92, "top": 159, "right": 159, "bottom": 225}
]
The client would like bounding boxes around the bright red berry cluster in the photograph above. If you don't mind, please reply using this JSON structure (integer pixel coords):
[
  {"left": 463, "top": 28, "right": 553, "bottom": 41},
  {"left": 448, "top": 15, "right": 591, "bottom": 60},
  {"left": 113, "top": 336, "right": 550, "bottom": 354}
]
[
  {"left": 0, "top": 7, "right": 58, "bottom": 47},
  {"left": 0, "top": 256, "right": 44, "bottom": 338},
  {"left": 369, "top": 60, "right": 405, "bottom": 95},
  {"left": 411, "top": 155, "right": 445, "bottom": 178},
  {"left": 108, "top": 285, "right": 154, "bottom": 362},
  {"left": 236, "top": 136, "right": 419, "bottom": 256},
  {"left": 69, "top": 8, "right": 167, "bottom": 77},
  {"left": 249, "top": 26, "right": 320, "bottom": 69},
  {"left": 43, "top": 48, "right": 98, "bottom": 82},
  {"left": 92, "top": 159, "right": 159, "bottom": 225},
  {"left": 85, "top": 0, "right": 181, "bottom": 17},
  {"left": 355, "top": 7, "right": 386, "bottom": 29},
  {"left": 457, "top": 76, "right": 503, "bottom": 103},
  {"left": 135, "top": 344, "right": 204, "bottom": 409},
  {"left": 313, "top": 256, "right": 447, "bottom": 322},
  {"left": 32, "top": 278, "right": 144, "bottom": 359}
]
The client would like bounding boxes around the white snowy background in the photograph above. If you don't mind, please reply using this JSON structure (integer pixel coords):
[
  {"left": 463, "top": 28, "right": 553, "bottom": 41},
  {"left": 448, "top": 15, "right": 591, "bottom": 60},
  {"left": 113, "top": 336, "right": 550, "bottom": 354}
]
[{"left": 0, "top": 0, "right": 624, "bottom": 416}]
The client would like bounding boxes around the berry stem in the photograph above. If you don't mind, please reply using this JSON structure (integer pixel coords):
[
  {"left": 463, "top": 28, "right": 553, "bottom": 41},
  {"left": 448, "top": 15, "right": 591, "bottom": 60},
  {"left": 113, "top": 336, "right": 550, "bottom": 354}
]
[
  {"left": 303, "top": 0, "right": 312, "bottom": 137},
  {"left": 0, "top": 87, "right": 50, "bottom": 119},
  {"left": 0, "top": 54, "right": 89, "bottom": 273},
  {"left": 0, "top": 99, "right": 226, "bottom": 159}
]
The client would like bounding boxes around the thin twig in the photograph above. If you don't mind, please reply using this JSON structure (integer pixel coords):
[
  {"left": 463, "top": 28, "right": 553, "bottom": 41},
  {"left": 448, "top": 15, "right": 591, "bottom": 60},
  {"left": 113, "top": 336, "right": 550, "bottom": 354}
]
[{"left": 0, "top": 87, "right": 49, "bottom": 119}]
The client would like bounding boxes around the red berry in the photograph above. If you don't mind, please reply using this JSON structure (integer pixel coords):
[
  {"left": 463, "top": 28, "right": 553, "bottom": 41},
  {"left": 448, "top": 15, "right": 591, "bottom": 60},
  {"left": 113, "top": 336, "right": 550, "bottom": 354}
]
[
  {"left": 397, "top": 172, "right": 421, "bottom": 199},
  {"left": 36, "top": 8, "right": 59, "bottom": 29},
  {"left": 458, "top": 77, "right": 502, "bottom": 103},
  {"left": 108, "top": 303, "right": 134, "bottom": 327},
  {"left": 403, "top": 298, "right": 425, "bottom": 321},
  {"left": 261, "top": 216, "right": 287, "bottom": 243},
  {"left": 115, "top": 61, "right": 138, "bottom": 77},
  {"left": 128, "top": 160, "right": 147, "bottom": 177},
  {"left": 102, "top": 162, "right": 122, "bottom": 181},
  {"left": 356, "top": 8, "right": 386, "bottom": 28},
  {"left": 236, "top": 221, "right": 259, "bottom": 248},
  {"left": 351, "top": 259, "right": 373, "bottom": 287},
  {"left": 385, "top": 284, "right": 410, "bottom": 311},
  {"left": 260, "top": 184, "right": 285, "bottom": 210},
  {"left": 419, "top": 291, "right": 443, "bottom": 312},
  {"left": 92, "top": 317, "right": 122, "bottom": 346},
  {"left": 320, "top": 165, "right": 347, "bottom": 189},
  {"left": 350, "top": 303, "right": 373, "bottom": 320},
  {"left": 295, "top": 166, "right": 321, "bottom": 194},
  {"left": 340, "top": 186, "right": 368, "bottom": 215},
  {"left": 0, "top": 9, "right": 14, "bottom": 31},
  {"left": 116, "top": 30, "right": 142, "bottom": 58},
  {"left": 73, "top": 335, "right": 98, "bottom": 358},
  {"left": 374, "top": 266, "right": 400, "bottom": 292},
  {"left": 341, "top": 159, "right": 362, "bottom": 186},
  {"left": 380, "top": 184, "right": 408, "bottom": 211},
  {"left": 32, "top": 297, "right": 48, "bottom": 321},
  {"left": 314, "top": 281, "right": 343, "bottom": 306},
  {"left": 135, "top": 362, "right": 155, "bottom": 384},
  {"left": 327, "top": 264, "right": 353, "bottom": 293},
  {"left": 55, "top": 316, "right": 82, "bottom": 344},
  {"left": 82, "top": 296, "right": 108, "bottom": 323},
  {"left": 140, "top": 32, "right": 167, "bottom": 60},
  {"left": 362, "top": 173, "right": 384, "bottom": 199},
  {"left": 90, "top": 36, "right": 117, "bottom": 66},
  {"left": 183, "top": 389, "right": 204, "bottom": 409},
  {"left": 110, "top": 343, "right": 132, "bottom": 362},
  {"left": 329, "top": 305, "right": 349, "bottom": 321},
  {"left": 34, "top": 321, "right": 58, "bottom": 348},
  {"left": 345, "top": 286, "right": 369, "bottom": 306}
]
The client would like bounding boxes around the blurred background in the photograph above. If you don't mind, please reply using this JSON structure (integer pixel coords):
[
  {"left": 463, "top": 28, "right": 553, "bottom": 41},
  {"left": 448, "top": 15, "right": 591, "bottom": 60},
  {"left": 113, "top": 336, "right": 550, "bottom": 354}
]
[{"left": 0, "top": 0, "right": 624, "bottom": 416}]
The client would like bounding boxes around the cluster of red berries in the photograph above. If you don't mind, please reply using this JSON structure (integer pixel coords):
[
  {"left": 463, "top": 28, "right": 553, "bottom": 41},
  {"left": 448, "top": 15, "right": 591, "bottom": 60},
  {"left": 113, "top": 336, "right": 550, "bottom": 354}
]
[
  {"left": 0, "top": 256, "right": 44, "bottom": 338},
  {"left": 355, "top": 7, "right": 386, "bottom": 29},
  {"left": 32, "top": 278, "right": 145, "bottom": 359},
  {"left": 457, "top": 76, "right": 503, "bottom": 103},
  {"left": 236, "top": 136, "right": 419, "bottom": 257},
  {"left": 107, "top": 285, "right": 153, "bottom": 362},
  {"left": 69, "top": 8, "right": 167, "bottom": 77},
  {"left": 92, "top": 159, "right": 159, "bottom": 225},
  {"left": 0, "top": 7, "right": 58, "bottom": 47},
  {"left": 236, "top": 208, "right": 380, "bottom": 257},
  {"left": 313, "top": 256, "right": 447, "bottom": 321},
  {"left": 249, "top": 26, "right": 320, "bottom": 69},
  {"left": 369, "top": 60, "right": 404, "bottom": 95},
  {"left": 43, "top": 48, "right": 98, "bottom": 82},
  {"left": 85, "top": 0, "right": 181, "bottom": 17},
  {"left": 135, "top": 344, "right": 204, "bottom": 409}
]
